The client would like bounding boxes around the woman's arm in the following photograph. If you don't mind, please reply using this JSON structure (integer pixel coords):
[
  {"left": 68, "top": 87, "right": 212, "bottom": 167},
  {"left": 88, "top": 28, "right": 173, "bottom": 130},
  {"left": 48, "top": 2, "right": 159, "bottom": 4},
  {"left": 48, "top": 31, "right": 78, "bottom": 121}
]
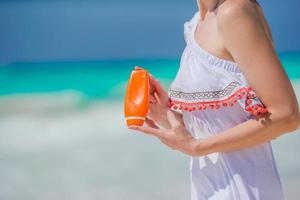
[{"left": 192, "top": 1, "right": 300, "bottom": 156}]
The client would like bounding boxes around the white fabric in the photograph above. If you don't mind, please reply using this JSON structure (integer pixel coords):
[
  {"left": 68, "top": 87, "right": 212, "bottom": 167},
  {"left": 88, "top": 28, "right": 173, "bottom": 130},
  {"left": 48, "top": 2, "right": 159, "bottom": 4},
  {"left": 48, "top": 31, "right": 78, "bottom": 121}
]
[{"left": 168, "top": 11, "right": 284, "bottom": 200}]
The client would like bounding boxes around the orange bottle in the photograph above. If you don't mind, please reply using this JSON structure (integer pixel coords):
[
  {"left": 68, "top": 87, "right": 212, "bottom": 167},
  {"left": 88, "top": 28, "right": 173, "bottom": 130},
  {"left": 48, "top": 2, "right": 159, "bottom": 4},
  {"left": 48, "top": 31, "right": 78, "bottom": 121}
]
[{"left": 124, "top": 67, "right": 150, "bottom": 126}]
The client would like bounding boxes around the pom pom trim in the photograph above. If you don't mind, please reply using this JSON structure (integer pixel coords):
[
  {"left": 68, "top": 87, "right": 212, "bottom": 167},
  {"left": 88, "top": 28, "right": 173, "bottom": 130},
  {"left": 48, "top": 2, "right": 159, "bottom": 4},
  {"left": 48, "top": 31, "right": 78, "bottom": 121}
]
[{"left": 168, "top": 86, "right": 269, "bottom": 117}]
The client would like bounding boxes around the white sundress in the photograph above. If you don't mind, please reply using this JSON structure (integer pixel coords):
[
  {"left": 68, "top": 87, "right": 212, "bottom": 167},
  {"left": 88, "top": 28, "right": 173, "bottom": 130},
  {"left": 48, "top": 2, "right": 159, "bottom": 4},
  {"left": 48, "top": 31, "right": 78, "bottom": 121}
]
[{"left": 167, "top": 11, "right": 284, "bottom": 200}]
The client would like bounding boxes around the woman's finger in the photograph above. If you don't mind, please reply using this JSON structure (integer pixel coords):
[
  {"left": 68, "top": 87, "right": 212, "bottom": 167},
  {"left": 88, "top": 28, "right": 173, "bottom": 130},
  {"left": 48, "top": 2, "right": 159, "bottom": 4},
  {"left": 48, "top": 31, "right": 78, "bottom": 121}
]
[
  {"left": 149, "top": 74, "right": 166, "bottom": 96},
  {"left": 134, "top": 66, "right": 167, "bottom": 105},
  {"left": 160, "top": 138, "right": 176, "bottom": 150},
  {"left": 134, "top": 66, "right": 166, "bottom": 99},
  {"left": 149, "top": 95, "right": 157, "bottom": 104},
  {"left": 153, "top": 91, "right": 162, "bottom": 105},
  {"left": 148, "top": 109, "right": 154, "bottom": 119},
  {"left": 134, "top": 66, "right": 164, "bottom": 95},
  {"left": 145, "top": 117, "right": 159, "bottom": 129}
]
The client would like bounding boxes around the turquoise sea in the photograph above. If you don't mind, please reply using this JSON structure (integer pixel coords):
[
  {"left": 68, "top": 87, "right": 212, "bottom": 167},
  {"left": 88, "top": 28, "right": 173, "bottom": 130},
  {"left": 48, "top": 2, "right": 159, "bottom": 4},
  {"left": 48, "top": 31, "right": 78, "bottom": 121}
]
[
  {"left": 1, "top": 52, "right": 300, "bottom": 99},
  {"left": 0, "top": 52, "right": 300, "bottom": 200}
]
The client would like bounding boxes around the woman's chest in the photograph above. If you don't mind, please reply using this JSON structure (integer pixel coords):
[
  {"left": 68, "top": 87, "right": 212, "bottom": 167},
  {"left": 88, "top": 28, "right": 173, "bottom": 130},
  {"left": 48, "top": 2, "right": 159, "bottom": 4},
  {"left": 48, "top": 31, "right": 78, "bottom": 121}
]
[{"left": 194, "top": 14, "right": 234, "bottom": 62}]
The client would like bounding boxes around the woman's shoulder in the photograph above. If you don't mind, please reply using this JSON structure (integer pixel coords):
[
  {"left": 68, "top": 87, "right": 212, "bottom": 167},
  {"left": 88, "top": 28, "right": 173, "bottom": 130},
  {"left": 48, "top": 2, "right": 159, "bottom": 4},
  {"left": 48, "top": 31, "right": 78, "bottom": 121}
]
[
  {"left": 216, "top": 0, "right": 271, "bottom": 48},
  {"left": 216, "top": 0, "right": 259, "bottom": 23},
  {"left": 216, "top": 0, "right": 274, "bottom": 49}
]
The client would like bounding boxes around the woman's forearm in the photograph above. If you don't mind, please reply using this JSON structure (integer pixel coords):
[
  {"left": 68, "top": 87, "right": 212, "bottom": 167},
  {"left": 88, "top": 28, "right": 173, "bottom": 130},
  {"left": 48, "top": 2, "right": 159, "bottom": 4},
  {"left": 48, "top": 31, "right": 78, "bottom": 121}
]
[{"left": 192, "top": 110, "right": 300, "bottom": 156}]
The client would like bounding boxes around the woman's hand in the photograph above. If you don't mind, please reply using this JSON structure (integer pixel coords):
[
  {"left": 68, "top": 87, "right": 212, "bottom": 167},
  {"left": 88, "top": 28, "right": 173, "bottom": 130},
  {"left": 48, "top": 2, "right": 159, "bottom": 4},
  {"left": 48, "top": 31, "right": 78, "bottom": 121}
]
[
  {"left": 130, "top": 67, "right": 198, "bottom": 156},
  {"left": 134, "top": 66, "right": 174, "bottom": 129},
  {"left": 128, "top": 107, "right": 198, "bottom": 156}
]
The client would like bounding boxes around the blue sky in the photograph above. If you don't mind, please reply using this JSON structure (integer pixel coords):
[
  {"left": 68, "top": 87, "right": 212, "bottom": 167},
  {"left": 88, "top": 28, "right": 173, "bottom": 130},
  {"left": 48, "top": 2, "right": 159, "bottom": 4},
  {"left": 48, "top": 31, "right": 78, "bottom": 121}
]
[{"left": 0, "top": 0, "right": 299, "bottom": 62}]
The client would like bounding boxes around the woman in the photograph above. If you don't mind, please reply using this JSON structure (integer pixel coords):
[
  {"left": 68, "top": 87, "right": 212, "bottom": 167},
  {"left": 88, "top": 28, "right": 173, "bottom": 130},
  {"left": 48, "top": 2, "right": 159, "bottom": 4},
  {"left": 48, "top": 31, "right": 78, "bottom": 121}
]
[{"left": 129, "top": 0, "right": 300, "bottom": 199}]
